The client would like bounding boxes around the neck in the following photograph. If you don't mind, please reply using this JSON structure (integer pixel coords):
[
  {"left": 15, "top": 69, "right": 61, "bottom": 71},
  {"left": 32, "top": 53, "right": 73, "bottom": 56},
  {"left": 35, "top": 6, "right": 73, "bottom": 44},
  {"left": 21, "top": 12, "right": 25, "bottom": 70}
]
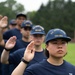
[
  {"left": 16, "top": 25, "right": 21, "bottom": 30},
  {"left": 22, "top": 37, "right": 31, "bottom": 42},
  {"left": 35, "top": 45, "right": 43, "bottom": 52},
  {"left": 47, "top": 56, "right": 63, "bottom": 66}
]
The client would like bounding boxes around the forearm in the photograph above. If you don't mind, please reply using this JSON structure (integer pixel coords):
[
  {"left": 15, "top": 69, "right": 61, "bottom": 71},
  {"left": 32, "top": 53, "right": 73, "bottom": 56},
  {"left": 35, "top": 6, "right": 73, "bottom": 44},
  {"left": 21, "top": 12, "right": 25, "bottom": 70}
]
[
  {"left": 11, "top": 61, "right": 27, "bottom": 75},
  {"left": 1, "top": 49, "right": 9, "bottom": 64},
  {"left": 0, "top": 28, "right": 5, "bottom": 46},
  {"left": 12, "top": 41, "right": 35, "bottom": 75}
]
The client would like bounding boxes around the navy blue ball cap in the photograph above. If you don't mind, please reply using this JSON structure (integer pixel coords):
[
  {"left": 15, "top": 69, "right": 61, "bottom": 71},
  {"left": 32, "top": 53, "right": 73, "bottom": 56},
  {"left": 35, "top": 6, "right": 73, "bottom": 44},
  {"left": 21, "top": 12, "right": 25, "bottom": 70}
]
[
  {"left": 9, "top": 19, "right": 17, "bottom": 25},
  {"left": 30, "top": 25, "right": 45, "bottom": 35},
  {"left": 16, "top": 13, "right": 27, "bottom": 19},
  {"left": 21, "top": 20, "right": 33, "bottom": 28},
  {"left": 45, "top": 28, "right": 71, "bottom": 44}
]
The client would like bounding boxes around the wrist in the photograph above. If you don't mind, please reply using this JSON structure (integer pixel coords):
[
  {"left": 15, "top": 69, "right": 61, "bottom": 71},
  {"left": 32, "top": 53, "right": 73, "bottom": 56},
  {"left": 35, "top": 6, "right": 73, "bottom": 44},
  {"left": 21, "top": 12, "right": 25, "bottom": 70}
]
[
  {"left": 4, "top": 47, "right": 10, "bottom": 51},
  {"left": 21, "top": 57, "right": 29, "bottom": 64}
]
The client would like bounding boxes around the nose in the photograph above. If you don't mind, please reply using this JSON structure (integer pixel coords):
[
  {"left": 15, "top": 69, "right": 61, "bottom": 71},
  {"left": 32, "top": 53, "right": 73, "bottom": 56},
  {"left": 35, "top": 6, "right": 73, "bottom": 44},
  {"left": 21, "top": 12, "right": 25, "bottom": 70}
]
[{"left": 57, "top": 44, "right": 62, "bottom": 49}]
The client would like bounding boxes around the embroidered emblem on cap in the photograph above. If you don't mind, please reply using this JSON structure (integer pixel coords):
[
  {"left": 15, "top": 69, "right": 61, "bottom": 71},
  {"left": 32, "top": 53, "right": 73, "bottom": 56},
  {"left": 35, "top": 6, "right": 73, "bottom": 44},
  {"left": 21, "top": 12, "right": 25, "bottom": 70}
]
[
  {"left": 33, "top": 25, "right": 44, "bottom": 30},
  {"left": 35, "top": 29, "right": 42, "bottom": 32},
  {"left": 25, "top": 24, "right": 30, "bottom": 26},
  {"left": 55, "top": 34, "right": 63, "bottom": 37}
]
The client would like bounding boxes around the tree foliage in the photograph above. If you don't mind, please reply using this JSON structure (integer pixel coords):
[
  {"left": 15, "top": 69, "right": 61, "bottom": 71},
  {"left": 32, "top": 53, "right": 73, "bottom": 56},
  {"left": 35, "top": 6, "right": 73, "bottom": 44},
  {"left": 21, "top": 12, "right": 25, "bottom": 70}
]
[
  {"left": 0, "top": 0, "right": 25, "bottom": 20},
  {"left": 0, "top": 0, "right": 75, "bottom": 38},
  {"left": 30, "top": 0, "right": 75, "bottom": 38}
]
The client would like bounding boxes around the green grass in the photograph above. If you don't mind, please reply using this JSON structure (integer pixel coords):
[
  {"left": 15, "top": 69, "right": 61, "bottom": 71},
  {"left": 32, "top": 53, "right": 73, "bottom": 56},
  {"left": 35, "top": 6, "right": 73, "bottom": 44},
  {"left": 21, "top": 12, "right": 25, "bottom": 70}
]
[
  {"left": 64, "top": 43, "right": 75, "bottom": 65},
  {"left": 42, "top": 43, "right": 75, "bottom": 66}
]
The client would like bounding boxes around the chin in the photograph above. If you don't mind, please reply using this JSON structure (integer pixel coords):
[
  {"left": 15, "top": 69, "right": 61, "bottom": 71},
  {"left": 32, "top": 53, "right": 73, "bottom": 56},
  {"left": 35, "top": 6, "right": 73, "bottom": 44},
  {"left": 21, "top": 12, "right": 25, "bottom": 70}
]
[
  {"left": 56, "top": 55, "right": 66, "bottom": 58},
  {"left": 35, "top": 44, "right": 41, "bottom": 46}
]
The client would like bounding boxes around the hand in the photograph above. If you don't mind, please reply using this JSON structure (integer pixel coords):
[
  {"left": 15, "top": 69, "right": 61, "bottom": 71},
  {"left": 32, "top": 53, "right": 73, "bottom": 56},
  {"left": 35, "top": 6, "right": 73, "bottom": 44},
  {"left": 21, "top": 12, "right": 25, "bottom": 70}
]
[
  {"left": 5, "top": 36, "right": 17, "bottom": 50},
  {"left": 23, "top": 41, "right": 35, "bottom": 62},
  {"left": 0, "top": 16, "right": 8, "bottom": 28}
]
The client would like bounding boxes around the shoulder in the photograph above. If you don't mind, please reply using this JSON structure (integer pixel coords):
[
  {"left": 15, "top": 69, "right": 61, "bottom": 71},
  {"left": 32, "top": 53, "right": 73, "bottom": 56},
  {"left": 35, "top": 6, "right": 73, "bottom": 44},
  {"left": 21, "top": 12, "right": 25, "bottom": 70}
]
[
  {"left": 24, "top": 63, "right": 42, "bottom": 75},
  {"left": 3, "top": 29, "right": 15, "bottom": 35},
  {"left": 9, "top": 48, "right": 25, "bottom": 59},
  {"left": 10, "top": 48, "right": 25, "bottom": 56},
  {"left": 3, "top": 29, "right": 12, "bottom": 34},
  {"left": 14, "top": 48, "right": 25, "bottom": 53},
  {"left": 6, "top": 28, "right": 15, "bottom": 32},
  {"left": 64, "top": 60, "right": 75, "bottom": 69},
  {"left": 27, "top": 59, "right": 46, "bottom": 70},
  {"left": 26, "top": 63, "right": 42, "bottom": 72},
  {"left": 24, "top": 60, "right": 47, "bottom": 75}
]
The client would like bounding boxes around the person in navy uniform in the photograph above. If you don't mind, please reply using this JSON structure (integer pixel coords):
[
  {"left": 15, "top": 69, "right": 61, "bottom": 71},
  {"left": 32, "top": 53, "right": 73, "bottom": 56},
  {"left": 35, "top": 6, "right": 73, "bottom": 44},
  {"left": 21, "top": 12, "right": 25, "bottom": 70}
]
[
  {"left": 3, "top": 13, "right": 27, "bottom": 40},
  {"left": 8, "top": 19, "right": 17, "bottom": 29},
  {"left": 1, "top": 25, "right": 46, "bottom": 74},
  {"left": 0, "top": 16, "right": 32, "bottom": 75},
  {"left": 12, "top": 28, "right": 75, "bottom": 75},
  {"left": 0, "top": 19, "right": 33, "bottom": 52}
]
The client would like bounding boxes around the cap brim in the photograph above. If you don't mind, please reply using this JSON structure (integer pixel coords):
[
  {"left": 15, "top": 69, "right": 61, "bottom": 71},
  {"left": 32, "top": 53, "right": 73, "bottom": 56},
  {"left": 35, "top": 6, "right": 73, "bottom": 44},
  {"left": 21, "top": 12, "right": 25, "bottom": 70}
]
[
  {"left": 46, "top": 37, "right": 71, "bottom": 44},
  {"left": 21, "top": 25, "right": 32, "bottom": 28},
  {"left": 53, "top": 37, "right": 71, "bottom": 41}
]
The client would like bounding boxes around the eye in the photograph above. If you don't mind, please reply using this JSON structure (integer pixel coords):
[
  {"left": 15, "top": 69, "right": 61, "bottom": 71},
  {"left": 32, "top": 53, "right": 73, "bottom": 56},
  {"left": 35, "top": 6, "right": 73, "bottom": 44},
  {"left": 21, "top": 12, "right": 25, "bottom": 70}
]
[{"left": 61, "top": 41, "right": 66, "bottom": 44}]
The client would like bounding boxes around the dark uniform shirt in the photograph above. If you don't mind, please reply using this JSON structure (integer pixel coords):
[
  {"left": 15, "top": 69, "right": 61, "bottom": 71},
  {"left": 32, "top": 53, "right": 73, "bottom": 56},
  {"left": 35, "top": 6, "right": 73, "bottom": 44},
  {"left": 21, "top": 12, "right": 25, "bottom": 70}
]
[
  {"left": 8, "top": 48, "right": 46, "bottom": 68},
  {"left": 3, "top": 28, "right": 22, "bottom": 40},
  {"left": 24, "top": 59, "right": 75, "bottom": 75}
]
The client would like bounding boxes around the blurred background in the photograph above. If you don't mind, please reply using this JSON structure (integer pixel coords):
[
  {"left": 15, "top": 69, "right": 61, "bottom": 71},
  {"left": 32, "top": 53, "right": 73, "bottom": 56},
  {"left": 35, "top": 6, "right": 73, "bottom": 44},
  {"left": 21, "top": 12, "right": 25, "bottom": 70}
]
[{"left": 0, "top": 0, "right": 75, "bottom": 41}]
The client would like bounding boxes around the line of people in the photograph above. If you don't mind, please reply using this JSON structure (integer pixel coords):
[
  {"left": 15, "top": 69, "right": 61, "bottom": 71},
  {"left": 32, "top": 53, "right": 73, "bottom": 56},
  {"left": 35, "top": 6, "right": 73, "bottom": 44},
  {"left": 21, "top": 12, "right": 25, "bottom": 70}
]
[
  {"left": 11, "top": 28, "right": 75, "bottom": 75},
  {"left": 0, "top": 13, "right": 31, "bottom": 75},
  {"left": 0, "top": 13, "right": 75, "bottom": 75}
]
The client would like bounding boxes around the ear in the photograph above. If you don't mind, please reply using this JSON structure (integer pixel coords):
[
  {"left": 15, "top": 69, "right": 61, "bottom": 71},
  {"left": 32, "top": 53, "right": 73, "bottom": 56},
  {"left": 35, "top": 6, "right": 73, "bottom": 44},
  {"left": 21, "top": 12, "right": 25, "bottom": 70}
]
[{"left": 46, "top": 44, "right": 49, "bottom": 51}]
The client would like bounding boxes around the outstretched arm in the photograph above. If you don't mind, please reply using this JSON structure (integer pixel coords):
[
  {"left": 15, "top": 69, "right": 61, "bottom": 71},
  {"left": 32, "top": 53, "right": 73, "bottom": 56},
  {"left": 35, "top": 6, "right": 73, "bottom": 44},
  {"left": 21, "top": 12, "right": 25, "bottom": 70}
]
[
  {"left": 11, "top": 41, "right": 35, "bottom": 75},
  {"left": 1, "top": 36, "right": 17, "bottom": 64}
]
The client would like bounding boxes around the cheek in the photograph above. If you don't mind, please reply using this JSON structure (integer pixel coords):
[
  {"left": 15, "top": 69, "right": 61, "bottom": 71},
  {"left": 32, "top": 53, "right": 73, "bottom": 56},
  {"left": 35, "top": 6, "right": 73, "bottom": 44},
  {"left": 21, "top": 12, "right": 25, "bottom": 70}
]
[
  {"left": 17, "top": 20, "right": 23, "bottom": 24},
  {"left": 26, "top": 31, "right": 30, "bottom": 34},
  {"left": 24, "top": 32, "right": 30, "bottom": 36},
  {"left": 47, "top": 45, "right": 55, "bottom": 50},
  {"left": 21, "top": 30, "right": 26, "bottom": 36},
  {"left": 46, "top": 45, "right": 57, "bottom": 54},
  {"left": 31, "top": 37, "right": 36, "bottom": 42},
  {"left": 19, "top": 20, "right": 23, "bottom": 24},
  {"left": 63, "top": 46, "right": 67, "bottom": 52},
  {"left": 20, "top": 30, "right": 24, "bottom": 34}
]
